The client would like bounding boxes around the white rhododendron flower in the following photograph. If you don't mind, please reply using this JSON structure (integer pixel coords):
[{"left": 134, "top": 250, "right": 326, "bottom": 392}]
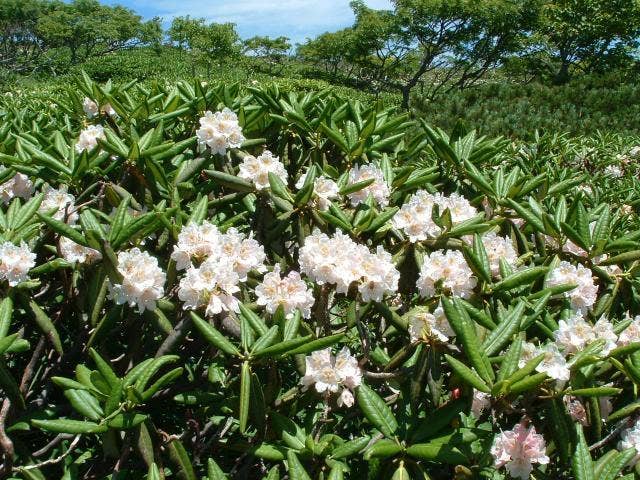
[
  {"left": 75, "top": 125, "right": 105, "bottom": 153},
  {"left": 437, "top": 192, "right": 477, "bottom": 224},
  {"left": 59, "top": 237, "right": 101, "bottom": 264},
  {"left": 39, "top": 185, "right": 78, "bottom": 224},
  {"left": 518, "top": 341, "right": 540, "bottom": 368},
  {"left": 392, "top": 190, "right": 440, "bottom": 242},
  {"left": 481, "top": 231, "right": 518, "bottom": 276},
  {"left": 196, "top": 108, "right": 245, "bottom": 155},
  {"left": 417, "top": 250, "right": 477, "bottom": 299},
  {"left": 546, "top": 261, "right": 598, "bottom": 313},
  {"left": 218, "top": 228, "right": 267, "bottom": 281},
  {"left": 554, "top": 312, "right": 596, "bottom": 354},
  {"left": 295, "top": 172, "right": 339, "bottom": 211},
  {"left": 173, "top": 223, "right": 266, "bottom": 317},
  {"left": 238, "top": 150, "right": 288, "bottom": 190},
  {"left": 0, "top": 168, "right": 34, "bottom": 205},
  {"left": 171, "top": 221, "right": 222, "bottom": 270},
  {"left": 619, "top": 420, "right": 640, "bottom": 465},
  {"left": 178, "top": 258, "right": 241, "bottom": 316},
  {"left": 591, "top": 317, "right": 618, "bottom": 355},
  {"left": 491, "top": 422, "right": 549, "bottom": 479},
  {"left": 0, "top": 241, "right": 36, "bottom": 286},
  {"left": 255, "top": 265, "right": 315, "bottom": 318},
  {"left": 301, "top": 347, "right": 362, "bottom": 407},
  {"left": 299, "top": 230, "right": 399, "bottom": 301},
  {"left": 408, "top": 304, "right": 453, "bottom": 343},
  {"left": 346, "top": 164, "right": 389, "bottom": 207},
  {"left": 618, "top": 314, "right": 640, "bottom": 347},
  {"left": 535, "top": 342, "right": 570, "bottom": 381},
  {"left": 108, "top": 248, "right": 165, "bottom": 313},
  {"left": 393, "top": 190, "right": 478, "bottom": 242},
  {"left": 82, "top": 97, "right": 99, "bottom": 118}
]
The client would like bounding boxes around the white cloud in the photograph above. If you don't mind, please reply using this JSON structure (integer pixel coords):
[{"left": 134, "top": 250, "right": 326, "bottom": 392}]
[{"left": 120, "top": 0, "right": 393, "bottom": 43}]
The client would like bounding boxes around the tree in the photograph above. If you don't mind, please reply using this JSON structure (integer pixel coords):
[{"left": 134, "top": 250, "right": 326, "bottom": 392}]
[
  {"left": 243, "top": 36, "right": 291, "bottom": 74},
  {"left": 536, "top": 0, "right": 640, "bottom": 84},
  {"left": 0, "top": 0, "right": 49, "bottom": 73},
  {"left": 387, "top": 0, "right": 538, "bottom": 107},
  {"left": 168, "top": 17, "right": 241, "bottom": 76},
  {"left": 297, "top": 29, "right": 358, "bottom": 79}
]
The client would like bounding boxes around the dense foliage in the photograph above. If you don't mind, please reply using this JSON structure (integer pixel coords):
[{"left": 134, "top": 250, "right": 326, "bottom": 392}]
[
  {"left": 0, "top": 73, "right": 640, "bottom": 479},
  {"left": 0, "top": 0, "right": 161, "bottom": 74}
]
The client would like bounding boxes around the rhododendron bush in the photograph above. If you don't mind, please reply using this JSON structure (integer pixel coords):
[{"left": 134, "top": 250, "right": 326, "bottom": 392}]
[{"left": 1, "top": 74, "right": 640, "bottom": 479}]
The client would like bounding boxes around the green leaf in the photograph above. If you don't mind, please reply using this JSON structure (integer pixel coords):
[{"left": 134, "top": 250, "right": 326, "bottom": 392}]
[
  {"left": 190, "top": 312, "right": 240, "bottom": 357},
  {"left": 572, "top": 424, "right": 593, "bottom": 480},
  {"left": 28, "top": 300, "right": 63, "bottom": 355},
  {"left": 444, "top": 354, "right": 490, "bottom": 393},
  {"left": 239, "top": 361, "right": 251, "bottom": 434},
  {"left": 492, "top": 266, "right": 548, "bottom": 291},
  {"left": 331, "top": 436, "right": 371, "bottom": 459},
  {"left": 32, "top": 419, "right": 108, "bottom": 434},
  {"left": 37, "top": 213, "right": 88, "bottom": 247},
  {"left": 286, "top": 450, "right": 312, "bottom": 480},
  {"left": 357, "top": 383, "right": 398, "bottom": 437},
  {"left": 0, "top": 297, "right": 13, "bottom": 339},
  {"left": 207, "top": 458, "right": 228, "bottom": 480}
]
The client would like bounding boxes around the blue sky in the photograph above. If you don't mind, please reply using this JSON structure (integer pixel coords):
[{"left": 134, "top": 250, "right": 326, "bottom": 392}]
[{"left": 101, "top": 0, "right": 393, "bottom": 44}]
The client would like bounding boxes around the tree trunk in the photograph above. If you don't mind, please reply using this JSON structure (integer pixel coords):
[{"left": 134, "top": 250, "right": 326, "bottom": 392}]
[{"left": 400, "top": 85, "right": 411, "bottom": 110}]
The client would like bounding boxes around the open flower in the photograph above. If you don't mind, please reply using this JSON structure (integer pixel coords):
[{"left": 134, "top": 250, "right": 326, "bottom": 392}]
[
  {"left": 196, "top": 108, "right": 244, "bottom": 155},
  {"left": 417, "top": 250, "right": 477, "bottom": 299},
  {"left": 255, "top": 265, "right": 315, "bottom": 318},
  {"left": 76, "top": 125, "right": 105, "bottom": 153},
  {"left": 238, "top": 150, "right": 288, "bottom": 190},
  {"left": 346, "top": 164, "right": 389, "bottom": 207},
  {"left": 491, "top": 422, "right": 549, "bottom": 479},
  {"left": 299, "top": 230, "right": 399, "bottom": 301},
  {"left": 546, "top": 261, "right": 598, "bottom": 313},
  {"left": 108, "top": 248, "right": 165, "bottom": 313},
  {"left": 301, "top": 347, "right": 362, "bottom": 407},
  {"left": 59, "top": 237, "right": 101, "bottom": 265},
  {"left": 0, "top": 168, "right": 34, "bottom": 205},
  {"left": 408, "top": 304, "right": 453, "bottom": 343},
  {"left": 0, "top": 241, "right": 36, "bottom": 286}
]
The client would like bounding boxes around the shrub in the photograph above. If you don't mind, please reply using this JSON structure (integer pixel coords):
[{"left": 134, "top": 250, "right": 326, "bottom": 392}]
[{"left": 0, "top": 74, "right": 639, "bottom": 479}]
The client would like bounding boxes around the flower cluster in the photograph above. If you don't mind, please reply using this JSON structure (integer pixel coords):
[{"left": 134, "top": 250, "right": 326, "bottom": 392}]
[
  {"left": 196, "top": 108, "right": 245, "bottom": 155},
  {"left": 480, "top": 231, "right": 518, "bottom": 276},
  {"left": 346, "top": 164, "right": 390, "bottom": 207},
  {"left": 392, "top": 190, "right": 477, "bottom": 242},
  {"left": 408, "top": 304, "right": 453, "bottom": 343},
  {"left": 59, "top": 237, "right": 102, "bottom": 265},
  {"left": 0, "top": 241, "right": 36, "bottom": 286},
  {"left": 0, "top": 168, "right": 34, "bottom": 205},
  {"left": 554, "top": 313, "right": 617, "bottom": 355},
  {"left": 299, "top": 230, "right": 399, "bottom": 302},
  {"left": 238, "top": 150, "right": 288, "bottom": 190},
  {"left": 83, "top": 97, "right": 116, "bottom": 118},
  {"left": 301, "top": 347, "right": 362, "bottom": 407},
  {"left": 108, "top": 248, "right": 166, "bottom": 313},
  {"left": 295, "top": 173, "right": 339, "bottom": 211},
  {"left": 173, "top": 222, "right": 266, "bottom": 316},
  {"left": 520, "top": 341, "right": 570, "bottom": 381},
  {"left": 76, "top": 125, "right": 105, "bottom": 153},
  {"left": 39, "top": 185, "right": 79, "bottom": 224},
  {"left": 619, "top": 420, "right": 640, "bottom": 465},
  {"left": 546, "top": 261, "right": 598, "bottom": 313},
  {"left": 491, "top": 422, "right": 549, "bottom": 480},
  {"left": 255, "top": 265, "right": 315, "bottom": 319},
  {"left": 417, "top": 249, "right": 477, "bottom": 299}
]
